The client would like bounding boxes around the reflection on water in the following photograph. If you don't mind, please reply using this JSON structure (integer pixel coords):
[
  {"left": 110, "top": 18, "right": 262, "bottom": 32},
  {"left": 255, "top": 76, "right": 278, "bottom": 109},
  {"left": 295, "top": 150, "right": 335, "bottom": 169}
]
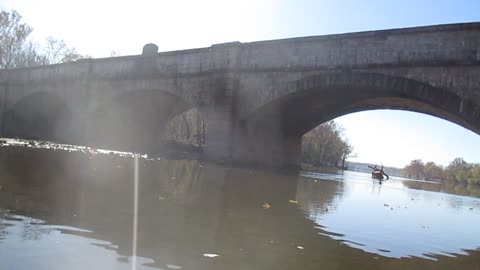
[
  {"left": 0, "top": 142, "right": 479, "bottom": 269},
  {"left": 299, "top": 171, "right": 480, "bottom": 260},
  {"left": 403, "top": 179, "right": 480, "bottom": 198}
]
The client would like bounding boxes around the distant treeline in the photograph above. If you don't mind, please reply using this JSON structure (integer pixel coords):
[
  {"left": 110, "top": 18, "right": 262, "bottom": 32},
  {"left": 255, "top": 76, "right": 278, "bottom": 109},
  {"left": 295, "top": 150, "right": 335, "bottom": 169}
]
[{"left": 403, "top": 158, "right": 480, "bottom": 185}]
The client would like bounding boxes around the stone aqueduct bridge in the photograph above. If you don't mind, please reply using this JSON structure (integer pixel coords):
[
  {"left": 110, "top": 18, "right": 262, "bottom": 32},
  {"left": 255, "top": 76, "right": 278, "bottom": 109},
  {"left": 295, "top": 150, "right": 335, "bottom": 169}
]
[{"left": 1, "top": 23, "right": 479, "bottom": 167}]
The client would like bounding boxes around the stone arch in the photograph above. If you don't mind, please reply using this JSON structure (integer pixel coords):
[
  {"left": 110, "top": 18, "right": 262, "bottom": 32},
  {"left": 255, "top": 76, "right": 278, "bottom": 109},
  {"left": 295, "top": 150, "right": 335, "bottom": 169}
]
[
  {"left": 3, "top": 91, "right": 72, "bottom": 142},
  {"left": 244, "top": 72, "right": 480, "bottom": 137},
  {"left": 234, "top": 72, "right": 480, "bottom": 167},
  {"left": 88, "top": 89, "right": 195, "bottom": 153}
]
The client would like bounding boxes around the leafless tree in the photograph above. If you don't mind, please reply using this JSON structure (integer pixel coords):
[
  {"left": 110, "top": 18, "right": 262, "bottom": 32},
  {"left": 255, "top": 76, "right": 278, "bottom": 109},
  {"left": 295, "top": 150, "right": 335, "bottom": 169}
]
[
  {"left": 0, "top": 10, "right": 33, "bottom": 68},
  {"left": 43, "top": 36, "right": 83, "bottom": 64}
]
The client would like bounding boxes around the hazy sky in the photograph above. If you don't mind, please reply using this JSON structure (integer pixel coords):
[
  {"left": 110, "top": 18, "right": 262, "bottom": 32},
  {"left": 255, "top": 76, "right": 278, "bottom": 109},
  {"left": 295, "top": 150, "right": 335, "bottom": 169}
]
[{"left": 1, "top": 0, "right": 479, "bottom": 167}]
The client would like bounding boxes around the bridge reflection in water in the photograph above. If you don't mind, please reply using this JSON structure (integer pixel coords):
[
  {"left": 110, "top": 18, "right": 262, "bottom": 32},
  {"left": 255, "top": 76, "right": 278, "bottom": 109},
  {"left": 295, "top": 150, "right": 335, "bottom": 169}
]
[{"left": 0, "top": 144, "right": 480, "bottom": 269}]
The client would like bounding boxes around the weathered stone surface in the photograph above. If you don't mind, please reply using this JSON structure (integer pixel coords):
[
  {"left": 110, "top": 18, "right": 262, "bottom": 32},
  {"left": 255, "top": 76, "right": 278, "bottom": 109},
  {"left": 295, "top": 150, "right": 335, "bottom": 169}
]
[{"left": 0, "top": 23, "right": 479, "bottom": 167}]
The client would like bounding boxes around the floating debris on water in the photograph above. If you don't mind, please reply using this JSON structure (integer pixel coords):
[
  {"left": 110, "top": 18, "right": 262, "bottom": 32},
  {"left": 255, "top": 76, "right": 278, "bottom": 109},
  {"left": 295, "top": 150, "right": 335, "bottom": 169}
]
[
  {"left": 262, "top": 202, "right": 271, "bottom": 209},
  {"left": 297, "top": 246, "right": 304, "bottom": 250},
  {"left": 203, "top": 254, "right": 219, "bottom": 258},
  {"left": 288, "top": 200, "right": 298, "bottom": 204}
]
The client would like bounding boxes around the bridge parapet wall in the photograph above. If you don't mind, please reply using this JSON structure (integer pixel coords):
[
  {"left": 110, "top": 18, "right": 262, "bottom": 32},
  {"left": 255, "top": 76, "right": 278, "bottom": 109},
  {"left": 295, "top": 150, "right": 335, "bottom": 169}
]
[
  {"left": 238, "top": 23, "right": 480, "bottom": 71},
  {"left": 1, "top": 42, "right": 243, "bottom": 85}
]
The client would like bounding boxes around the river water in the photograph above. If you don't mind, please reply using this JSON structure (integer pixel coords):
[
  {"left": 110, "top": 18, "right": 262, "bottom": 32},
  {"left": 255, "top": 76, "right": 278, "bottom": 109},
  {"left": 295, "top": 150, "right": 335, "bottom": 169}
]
[{"left": 0, "top": 140, "right": 479, "bottom": 270}]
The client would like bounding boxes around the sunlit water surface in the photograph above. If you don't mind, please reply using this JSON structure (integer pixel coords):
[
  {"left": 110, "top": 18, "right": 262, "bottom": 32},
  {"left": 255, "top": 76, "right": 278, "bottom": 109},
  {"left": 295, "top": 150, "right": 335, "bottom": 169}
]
[{"left": 0, "top": 140, "right": 479, "bottom": 270}]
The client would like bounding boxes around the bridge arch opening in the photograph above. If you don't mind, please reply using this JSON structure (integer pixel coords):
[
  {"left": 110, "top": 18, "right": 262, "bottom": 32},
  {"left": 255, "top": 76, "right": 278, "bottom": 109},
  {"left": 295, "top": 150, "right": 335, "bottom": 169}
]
[
  {"left": 303, "top": 109, "right": 480, "bottom": 170},
  {"left": 161, "top": 107, "right": 208, "bottom": 155},
  {"left": 3, "top": 92, "right": 72, "bottom": 143},
  {"left": 236, "top": 72, "right": 480, "bottom": 167},
  {"left": 89, "top": 89, "right": 197, "bottom": 154}
]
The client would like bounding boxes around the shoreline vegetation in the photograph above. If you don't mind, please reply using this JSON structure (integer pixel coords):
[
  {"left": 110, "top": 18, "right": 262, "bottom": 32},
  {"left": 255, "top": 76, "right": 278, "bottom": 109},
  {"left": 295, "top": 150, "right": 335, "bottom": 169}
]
[
  {"left": 301, "top": 121, "right": 354, "bottom": 170},
  {"left": 345, "top": 159, "right": 480, "bottom": 187},
  {"left": 403, "top": 158, "right": 480, "bottom": 185}
]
